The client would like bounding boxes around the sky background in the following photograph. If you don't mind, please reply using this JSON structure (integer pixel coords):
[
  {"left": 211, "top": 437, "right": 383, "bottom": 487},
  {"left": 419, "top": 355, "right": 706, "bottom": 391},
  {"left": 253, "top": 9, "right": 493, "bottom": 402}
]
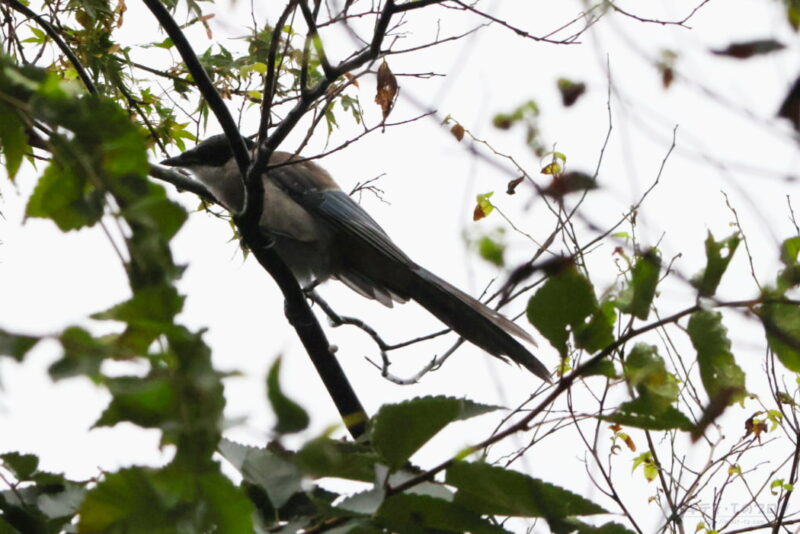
[{"left": 2, "top": 0, "right": 800, "bottom": 531}]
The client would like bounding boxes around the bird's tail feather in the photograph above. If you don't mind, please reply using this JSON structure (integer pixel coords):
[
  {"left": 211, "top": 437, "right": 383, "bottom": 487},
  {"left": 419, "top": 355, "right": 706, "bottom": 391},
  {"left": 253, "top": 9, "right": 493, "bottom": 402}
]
[{"left": 407, "top": 266, "right": 551, "bottom": 382}]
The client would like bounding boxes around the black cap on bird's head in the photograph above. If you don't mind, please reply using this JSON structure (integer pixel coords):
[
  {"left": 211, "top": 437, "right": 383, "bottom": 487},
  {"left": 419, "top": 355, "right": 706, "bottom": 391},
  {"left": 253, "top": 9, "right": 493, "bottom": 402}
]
[{"left": 160, "top": 134, "right": 256, "bottom": 168}]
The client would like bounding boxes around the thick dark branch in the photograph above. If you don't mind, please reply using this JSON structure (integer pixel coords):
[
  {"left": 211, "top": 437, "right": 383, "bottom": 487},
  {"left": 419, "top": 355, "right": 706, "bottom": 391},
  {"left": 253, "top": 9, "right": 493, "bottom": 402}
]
[
  {"left": 141, "top": 0, "right": 251, "bottom": 182},
  {"left": 142, "top": 0, "right": 368, "bottom": 439},
  {"left": 2, "top": 0, "right": 97, "bottom": 94},
  {"left": 258, "top": 0, "right": 299, "bottom": 142},
  {"left": 391, "top": 0, "right": 448, "bottom": 13},
  {"left": 299, "top": 0, "right": 335, "bottom": 78},
  {"left": 261, "top": 0, "right": 396, "bottom": 155}
]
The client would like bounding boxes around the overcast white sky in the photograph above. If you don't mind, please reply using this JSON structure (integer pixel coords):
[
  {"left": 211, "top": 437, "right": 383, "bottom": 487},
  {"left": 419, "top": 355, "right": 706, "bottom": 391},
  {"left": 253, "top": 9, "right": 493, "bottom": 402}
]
[{"left": 2, "top": 0, "right": 800, "bottom": 531}]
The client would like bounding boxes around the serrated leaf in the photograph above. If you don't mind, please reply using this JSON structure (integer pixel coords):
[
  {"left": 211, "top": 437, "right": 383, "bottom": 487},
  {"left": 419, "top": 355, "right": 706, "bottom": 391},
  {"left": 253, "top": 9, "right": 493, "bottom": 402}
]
[
  {"left": 376, "top": 493, "right": 509, "bottom": 534},
  {"left": 446, "top": 461, "right": 606, "bottom": 518},
  {"left": 690, "top": 232, "right": 740, "bottom": 297},
  {"left": 267, "top": 357, "right": 309, "bottom": 435},
  {"left": 295, "top": 437, "right": 378, "bottom": 482},
  {"left": 370, "top": 396, "right": 499, "bottom": 469},
  {"left": 335, "top": 488, "right": 386, "bottom": 516},
  {"left": 78, "top": 468, "right": 253, "bottom": 533},
  {"left": 527, "top": 265, "right": 597, "bottom": 356},
  {"left": 26, "top": 148, "right": 104, "bottom": 231},
  {"left": 218, "top": 439, "right": 302, "bottom": 509},
  {"left": 618, "top": 249, "right": 661, "bottom": 320},
  {"left": 687, "top": 311, "right": 746, "bottom": 404},
  {"left": 0, "top": 328, "right": 40, "bottom": 361}
]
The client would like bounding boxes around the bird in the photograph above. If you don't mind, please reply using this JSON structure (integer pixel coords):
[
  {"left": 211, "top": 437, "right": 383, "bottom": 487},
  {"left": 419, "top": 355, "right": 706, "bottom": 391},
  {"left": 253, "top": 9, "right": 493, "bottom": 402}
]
[{"left": 161, "top": 134, "right": 551, "bottom": 382}]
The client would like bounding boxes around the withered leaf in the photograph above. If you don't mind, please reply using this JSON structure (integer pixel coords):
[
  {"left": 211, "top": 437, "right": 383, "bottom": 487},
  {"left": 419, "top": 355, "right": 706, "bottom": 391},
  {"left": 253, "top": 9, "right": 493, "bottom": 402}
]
[
  {"left": 506, "top": 176, "right": 524, "bottom": 195},
  {"left": 542, "top": 171, "right": 597, "bottom": 199},
  {"left": 375, "top": 60, "right": 398, "bottom": 120},
  {"left": 557, "top": 79, "right": 586, "bottom": 107},
  {"left": 473, "top": 204, "right": 488, "bottom": 221},
  {"left": 344, "top": 72, "right": 359, "bottom": 88},
  {"left": 711, "top": 39, "right": 785, "bottom": 59},
  {"left": 450, "top": 123, "right": 465, "bottom": 141}
]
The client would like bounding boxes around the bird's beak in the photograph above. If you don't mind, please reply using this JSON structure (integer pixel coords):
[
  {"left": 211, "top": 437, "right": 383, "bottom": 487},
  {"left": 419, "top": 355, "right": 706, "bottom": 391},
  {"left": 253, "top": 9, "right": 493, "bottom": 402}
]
[{"left": 160, "top": 155, "right": 182, "bottom": 167}]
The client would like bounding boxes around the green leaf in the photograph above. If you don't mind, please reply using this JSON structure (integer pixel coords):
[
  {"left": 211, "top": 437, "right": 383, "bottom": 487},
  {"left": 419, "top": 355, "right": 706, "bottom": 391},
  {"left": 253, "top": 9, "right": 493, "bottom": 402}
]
[
  {"left": 474, "top": 191, "right": 495, "bottom": 219},
  {"left": 370, "top": 396, "right": 499, "bottom": 469},
  {"left": 0, "top": 473, "right": 86, "bottom": 533},
  {"left": 602, "top": 398, "right": 693, "bottom": 431},
  {"left": 122, "top": 184, "right": 188, "bottom": 240},
  {"left": 617, "top": 249, "right": 661, "bottom": 320},
  {"left": 581, "top": 359, "right": 618, "bottom": 378},
  {"left": 218, "top": 439, "right": 303, "bottom": 509},
  {"left": 335, "top": 488, "right": 386, "bottom": 516},
  {"left": 0, "top": 101, "right": 28, "bottom": 180},
  {"left": 623, "top": 344, "right": 680, "bottom": 411},
  {"left": 78, "top": 468, "right": 253, "bottom": 533},
  {"left": 376, "top": 494, "right": 509, "bottom": 534},
  {"left": 547, "top": 518, "right": 637, "bottom": 534},
  {"left": 760, "top": 293, "right": 800, "bottom": 372},
  {"left": 95, "top": 375, "right": 175, "bottom": 429},
  {"left": 574, "top": 299, "right": 616, "bottom": 353},
  {"left": 787, "top": 0, "right": 800, "bottom": 30},
  {"left": 0, "top": 453, "right": 39, "bottom": 480},
  {"left": 690, "top": 232, "right": 740, "bottom": 297},
  {"left": 631, "top": 451, "right": 658, "bottom": 482},
  {"left": 0, "top": 328, "right": 40, "bottom": 361},
  {"left": 94, "top": 284, "right": 184, "bottom": 327},
  {"left": 778, "top": 236, "right": 800, "bottom": 289},
  {"left": 267, "top": 357, "right": 310, "bottom": 435},
  {"left": 25, "top": 145, "right": 104, "bottom": 231},
  {"left": 295, "top": 437, "right": 378, "bottom": 482},
  {"left": 687, "top": 311, "right": 747, "bottom": 404},
  {"left": 49, "top": 326, "right": 110, "bottom": 379},
  {"left": 446, "top": 461, "right": 606, "bottom": 518},
  {"left": 477, "top": 234, "right": 505, "bottom": 267},
  {"left": 527, "top": 265, "right": 597, "bottom": 356}
]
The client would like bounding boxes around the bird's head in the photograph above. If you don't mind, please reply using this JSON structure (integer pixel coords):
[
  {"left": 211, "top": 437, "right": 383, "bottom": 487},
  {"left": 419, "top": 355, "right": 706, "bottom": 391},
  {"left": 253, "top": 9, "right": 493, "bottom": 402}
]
[{"left": 160, "top": 134, "right": 255, "bottom": 171}]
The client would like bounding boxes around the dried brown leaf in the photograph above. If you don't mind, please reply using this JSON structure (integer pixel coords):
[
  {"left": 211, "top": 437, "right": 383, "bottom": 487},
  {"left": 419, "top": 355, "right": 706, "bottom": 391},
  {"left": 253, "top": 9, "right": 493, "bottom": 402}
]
[{"left": 375, "top": 61, "right": 398, "bottom": 120}]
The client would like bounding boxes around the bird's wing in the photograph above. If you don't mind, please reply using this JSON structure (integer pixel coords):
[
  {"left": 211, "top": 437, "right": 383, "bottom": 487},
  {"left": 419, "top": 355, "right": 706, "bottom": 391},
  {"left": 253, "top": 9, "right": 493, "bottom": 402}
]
[
  {"left": 269, "top": 161, "right": 413, "bottom": 265},
  {"left": 307, "top": 189, "right": 413, "bottom": 265}
]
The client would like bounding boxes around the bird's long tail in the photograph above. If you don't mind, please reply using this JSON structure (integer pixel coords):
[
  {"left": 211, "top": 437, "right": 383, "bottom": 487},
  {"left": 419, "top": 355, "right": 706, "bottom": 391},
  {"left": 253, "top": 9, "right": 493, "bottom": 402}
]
[{"left": 406, "top": 266, "right": 551, "bottom": 382}]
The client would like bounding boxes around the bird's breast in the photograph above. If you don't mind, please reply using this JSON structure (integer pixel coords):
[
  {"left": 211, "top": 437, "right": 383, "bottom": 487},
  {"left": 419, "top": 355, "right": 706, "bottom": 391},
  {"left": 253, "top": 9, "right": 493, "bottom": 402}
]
[{"left": 260, "top": 179, "right": 334, "bottom": 284}]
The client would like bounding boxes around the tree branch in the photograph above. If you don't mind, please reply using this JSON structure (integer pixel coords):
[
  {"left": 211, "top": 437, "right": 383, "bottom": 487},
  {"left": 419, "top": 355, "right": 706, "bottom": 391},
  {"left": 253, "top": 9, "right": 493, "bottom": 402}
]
[
  {"left": 142, "top": 0, "right": 368, "bottom": 439},
  {"left": 1, "top": 0, "right": 97, "bottom": 94}
]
